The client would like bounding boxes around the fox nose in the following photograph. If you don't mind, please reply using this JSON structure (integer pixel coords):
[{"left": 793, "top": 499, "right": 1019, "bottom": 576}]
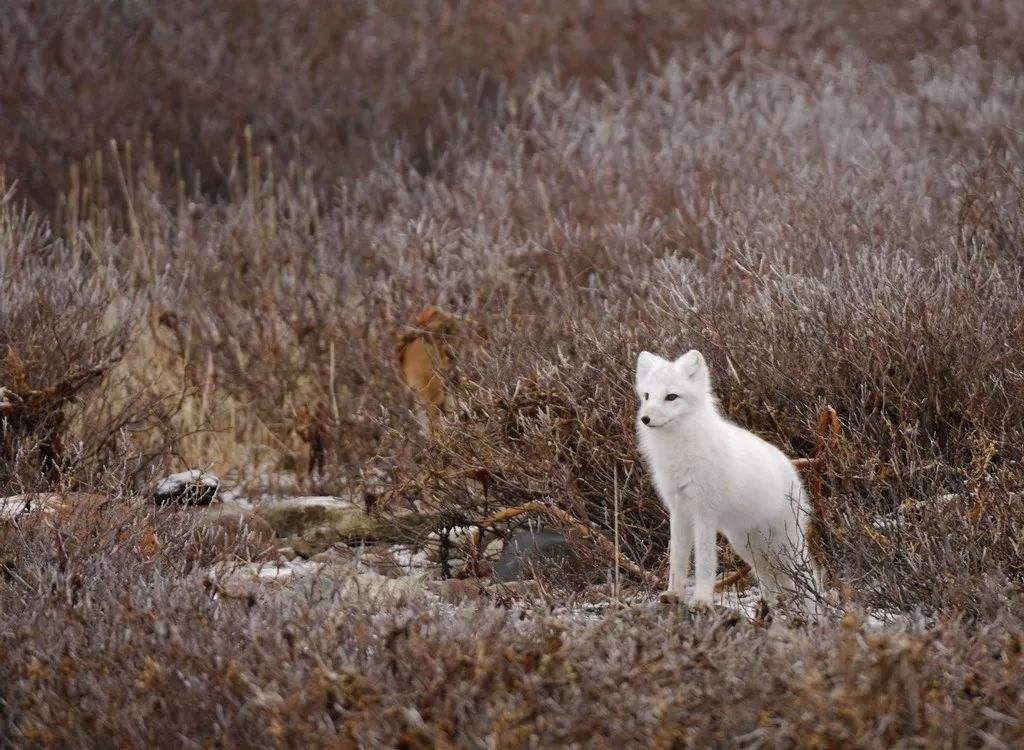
[{"left": 641, "top": 416, "right": 650, "bottom": 425}]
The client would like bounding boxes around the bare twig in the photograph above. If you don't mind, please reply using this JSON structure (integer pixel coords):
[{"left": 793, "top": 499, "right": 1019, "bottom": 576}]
[
  {"left": 469, "top": 500, "right": 663, "bottom": 588},
  {"left": 613, "top": 463, "right": 621, "bottom": 603}
]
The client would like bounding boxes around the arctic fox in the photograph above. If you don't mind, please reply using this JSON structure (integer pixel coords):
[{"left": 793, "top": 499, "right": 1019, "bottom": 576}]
[{"left": 635, "top": 349, "right": 823, "bottom": 614}]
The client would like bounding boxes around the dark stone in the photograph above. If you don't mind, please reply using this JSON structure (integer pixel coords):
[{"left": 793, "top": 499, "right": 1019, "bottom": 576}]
[
  {"left": 153, "top": 470, "right": 220, "bottom": 506},
  {"left": 491, "top": 529, "right": 578, "bottom": 583}
]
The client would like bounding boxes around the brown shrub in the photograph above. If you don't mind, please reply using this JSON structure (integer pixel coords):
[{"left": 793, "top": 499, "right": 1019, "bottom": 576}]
[{"left": 3, "top": 507, "right": 1024, "bottom": 747}]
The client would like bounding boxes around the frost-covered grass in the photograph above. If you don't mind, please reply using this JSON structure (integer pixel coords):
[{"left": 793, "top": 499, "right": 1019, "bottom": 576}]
[
  {"left": 3, "top": 0, "right": 1024, "bottom": 745},
  {"left": 3, "top": 511, "right": 1024, "bottom": 748}
]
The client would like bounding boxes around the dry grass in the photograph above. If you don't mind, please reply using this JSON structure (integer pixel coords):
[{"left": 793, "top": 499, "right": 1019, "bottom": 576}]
[
  {"left": 3, "top": 512, "right": 1024, "bottom": 747},
  {"left": 3, "top": 0, "right": 1024, "bottom": 745}
]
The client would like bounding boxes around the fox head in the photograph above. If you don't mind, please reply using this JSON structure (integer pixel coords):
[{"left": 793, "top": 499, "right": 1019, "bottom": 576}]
[{"left": 635, "top": 349, "right": 711, "bottom": 429}]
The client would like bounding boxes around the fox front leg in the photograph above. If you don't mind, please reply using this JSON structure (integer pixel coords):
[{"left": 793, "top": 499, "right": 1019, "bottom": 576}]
[
  {"left": 690, "top": 518, "right": 717, "bottom": 609},
  {"left": 668, "top": 508, "right": 692, "bottom": 597}
]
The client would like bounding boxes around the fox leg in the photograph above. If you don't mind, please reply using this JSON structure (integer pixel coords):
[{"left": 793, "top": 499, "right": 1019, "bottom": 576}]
[
  {"left": 690, "top": 517, "right": 717, "bottom": 607},
  {"left": 668, "top": 507, "right": 692, "bottom": 596}
]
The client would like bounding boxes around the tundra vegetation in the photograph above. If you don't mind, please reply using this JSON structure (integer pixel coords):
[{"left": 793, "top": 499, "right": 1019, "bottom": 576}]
[{"left": 2, "top": 1, "right": 1024, "bottom": 746}]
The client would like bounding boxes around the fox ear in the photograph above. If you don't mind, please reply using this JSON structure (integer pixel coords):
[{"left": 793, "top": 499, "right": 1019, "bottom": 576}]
[
  {"left": 636, "top": 351, "right": 661, "bottom": 381},
  {"left": 676, "top": 349, "right": 705, "bottom": 378}
]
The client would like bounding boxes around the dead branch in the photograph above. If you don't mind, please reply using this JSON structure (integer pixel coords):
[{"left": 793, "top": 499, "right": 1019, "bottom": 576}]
[
  {"left": 295, "top": 403, "right": 329, "bottom": 477},
  {"left": 1, "top": 345, "right": 113, "bottom": 481},
  {"left": 809, "top": 406, "right": 841, "bottom": 522},
  {"left": 714, "top": 566, "right": 751, "bottom": 592},
  {"left": 468, "top": 501, "right": 663, "bottom": 588}
]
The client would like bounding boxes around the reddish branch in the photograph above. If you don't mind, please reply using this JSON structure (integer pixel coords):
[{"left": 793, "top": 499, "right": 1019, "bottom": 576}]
[
  {"left": 295, "top": 403, "right": 329, "bottom": 477},
  {"left": 467, "top": 501, "right": 663, "bottom": 588},
  {"left": 1, "top": 346, "right": 109, "bottom": 480}
]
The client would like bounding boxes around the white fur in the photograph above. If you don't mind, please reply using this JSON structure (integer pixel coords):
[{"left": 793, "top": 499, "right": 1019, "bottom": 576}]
[{"left": 636, "top": 349, "right": 822, "bottom": 613}]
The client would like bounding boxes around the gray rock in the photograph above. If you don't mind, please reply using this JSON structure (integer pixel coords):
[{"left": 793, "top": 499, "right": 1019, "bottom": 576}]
[
  {"left": 255, "top": 496, "right": 440, "bottom": 549},
  {"left": 192, "top": 500, "right": 274, "bottom": 547},
  {"left": 309, "top": 546, "right": 360, "bottom": 565},
  {"left": 255, "top": 496, "right": 371, "bottom": 538},
  {"left": 428, "top": 578, "right": 485, "bottom": 604},
  {"left": 359, "top": 547, "right": 406, "bottom": 578},
  {"left": 206, "top": 560, "right": 430, "bottom": 601},
  {"left": 155, "top": 499, "right": 275, "bottom": 553},
  {"left": 308, "top": 544, "right": 404, "bottom": 578},
  {"left": 154, "top": 470, "right": 219, "bottom": 506},
  {"left": 0, "top": 493, "right": 111, "bottom": 528},
  {"left": 492, "top": 529, "right": 578, "bottom": 583}
]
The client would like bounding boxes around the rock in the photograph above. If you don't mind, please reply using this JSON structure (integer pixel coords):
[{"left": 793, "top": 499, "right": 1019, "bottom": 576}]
[
  {"left": 179, "top": 498, "right": 247, "bottom": 522},
  {"left": 154, "top": 470, "right": 219, "bottom": 506},
  {"left": 207, "top": 559, "right": 324, "bottom": 599},
  {"left": 290, "top": 523, "right": 369, "bottom": 557},
  {"left": 1, "top": 493, "right": 159, "bottom": 559},
  {"left": 491, "top": 529, "right": 578, "bottom": 583},
  {"left": 157, "top": 499, "right": 275, "bottom": 549},
  {"left": 338, "top": 570, "right": 429, "bottom": 600},
  {"left": 389, "top": 544, "right": 431, "bottom": 573},
  {"left": 191, "top": 500, "right": 275, "bottom": 548},
  {"left": 429, "top": 578, "right": 485, "bottom": 605},
  {"left": 1, "top": 493, "right": 114, "bottom": 528},
  {"left": 306, "top": 543, "right": 404, "bottom": 577},
  {"left": 255, "top": 497, "right": 369, "bottom": 538},
  {"left": 576, "top": 583, "right": 616, "bottom": 606},
  {"left": 255, "top": 496, "right": 442, "bottom": 547},
  {"left": 309, "top": 546, "right": 360, "bottom": 565},
  {"left": 487, "top": 579, "right": 545, "bottom": 601},
  {"left": 483, "top": 537, "right": 504, "bottom": 559},
  {"left": 206, "top": 560, "right": 430, "bottom": 601},
  {"left": 1, "top": 494, "right": 54, "bottom": 523},
  {"left": 358, "top": 547, "right": 405, "bottom": 578}
]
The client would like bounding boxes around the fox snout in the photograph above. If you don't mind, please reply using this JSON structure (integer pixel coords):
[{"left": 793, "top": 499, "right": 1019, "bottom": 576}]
[{"left": 640, "top": 416, "right": 651, "bottom": 425}]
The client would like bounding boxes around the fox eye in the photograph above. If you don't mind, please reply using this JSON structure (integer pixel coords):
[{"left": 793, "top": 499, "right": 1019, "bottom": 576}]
[
  {"left": 665, "top": 394, "right": 679, "bottom": 401},
  {"left": 643, "top": 393, "right": 649, "bottom": 401}
]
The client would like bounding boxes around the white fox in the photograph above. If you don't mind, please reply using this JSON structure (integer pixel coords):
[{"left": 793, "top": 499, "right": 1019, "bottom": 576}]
[{"left": 635, "top": 349, "right": 823, "bottom": 614}]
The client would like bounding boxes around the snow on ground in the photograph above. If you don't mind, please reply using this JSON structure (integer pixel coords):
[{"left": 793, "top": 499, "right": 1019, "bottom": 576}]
[
  {"left": 154, "top": 469, "right": 219, "bottom": 494},
  {"left": 194, "top": 483, "right": 925, "bottom": 633},
  {"left": 264, "top": 495, "right": 352, "bottom": 509},
  {"left": 0, "top": 496, "right": 36, "bottom": 521},
  {"left": 388, "top": 544, "right": 433, "bottom": 572}
]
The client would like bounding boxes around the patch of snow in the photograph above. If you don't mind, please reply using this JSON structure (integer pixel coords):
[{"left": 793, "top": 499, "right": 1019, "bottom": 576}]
[
  {"left": 0, "top": 497, "right": 32, "bottom": 521},
  {"left": 266, "top": 495, "right": 351, "bottom": 509},
  {"left": 426, "top": 525, "right": 476, "bottom": 542},
  {"left": 217, "top": 486, "right": 253, "bottom": 508},
  {"left": 871, "top": 514, "right": 902, "bottom": 532},
  {"left": 862, "top": 608, "right": 934, "bottom": 630},
  {"left": 389, "top": 544, "right": 432, "bottom": 572},
  {"left": 0, "top": 495, "right": 61, "bottom": 521},
  {"left": 871, "top": 491, "right": 978, "bottom": 534},
  {"left": 155, "top": 470, "right": 219, "bottom": 494}
]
